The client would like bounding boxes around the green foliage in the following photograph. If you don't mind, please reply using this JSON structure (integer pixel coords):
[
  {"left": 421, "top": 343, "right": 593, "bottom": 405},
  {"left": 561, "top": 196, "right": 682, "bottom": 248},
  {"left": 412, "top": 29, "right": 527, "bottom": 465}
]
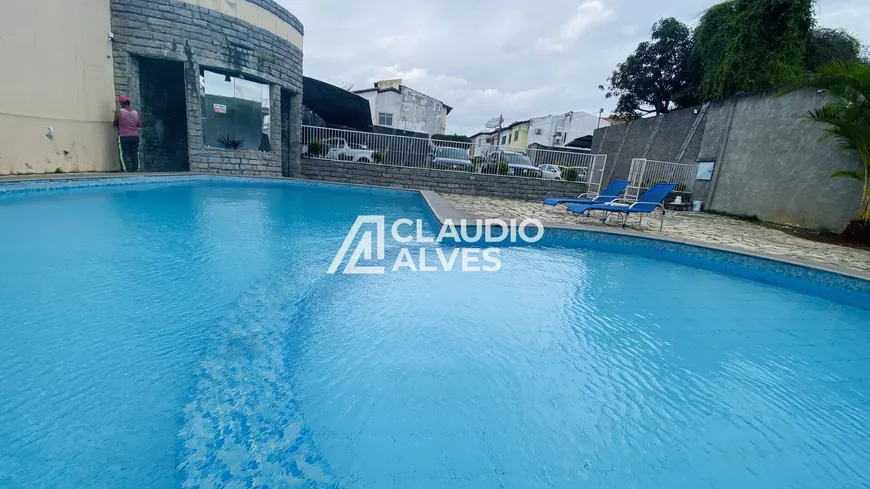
[
  {"left": 307, "top": 138, "right": 328, "bottom": 157},
  {"left": 54, "top": 167, "right": 63, "bottom": 174},
  {"left": 431, "top": 134, "right": 472, "bottom": 143},
  {"left": 496, "top": 162, "right": 510, "bottom": 175},
  {"left": 561, "top": 167, "right": 580, "bottom": 182},
  {"left": 217, "top": 135, "right": 245, "bottom": 150},
  {"left": 780, "top": 61, "right": 870, "bottom": 223},
  {"left": 693, "top": 0, "right": 814, "bottom": 100},
  {"left": 600, "top": 18, "right": 699, "bottom": 118},
  {"left": 372, "top": 151, "right": 385, "bottom": 163},
  {"left": 807, "top": 28, "right": 863, "bottom": 72}
]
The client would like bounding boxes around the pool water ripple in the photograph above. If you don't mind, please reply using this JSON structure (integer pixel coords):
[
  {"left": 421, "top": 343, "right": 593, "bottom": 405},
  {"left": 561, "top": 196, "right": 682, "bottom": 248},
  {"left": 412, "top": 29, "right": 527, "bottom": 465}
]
[{"left": 1, "top": 180, "right": 870, "bottom": 488}]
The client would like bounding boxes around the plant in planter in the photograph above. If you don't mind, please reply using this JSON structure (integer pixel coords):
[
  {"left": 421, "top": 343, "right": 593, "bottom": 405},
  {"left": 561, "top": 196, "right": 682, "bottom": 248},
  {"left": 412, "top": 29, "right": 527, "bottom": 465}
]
[
  {"left": 562, "top": 167, "right": 580, "bottom": 182},
  {"left": 307, "top": 138, "right": 329, "bottom": 157},
  {"left": 373, "top": 151, "right": 385, "bottom": 164},
  {"left": 496, "top": 161, "right": 510, "bottom": 175},
  {"left": 217, "top": 135, "right": 245, "bottom": 150},
  {"left": 781, "top": 60, "right": 870, "bottom": 242}
]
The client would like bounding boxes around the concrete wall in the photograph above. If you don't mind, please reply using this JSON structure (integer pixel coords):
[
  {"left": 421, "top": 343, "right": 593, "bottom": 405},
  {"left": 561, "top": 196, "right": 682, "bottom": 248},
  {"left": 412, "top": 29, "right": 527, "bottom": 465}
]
[
  {"left": 709, "top": 91, "right": 862, "bottom": 231},
  {"left": 300, "top": 158, "right": 588, "bottom": 201},
  {"left": 110, "top": 0, "right": 304, "bottom": 177},
  {"left": 591, "top": 90, "right": 864, "bottom": 231},
  {"left": 0, "top": 0, "right": 117, "bottom": 174},
  {"left": 399, "top": 86, "right": 447, "bottom": 135}
]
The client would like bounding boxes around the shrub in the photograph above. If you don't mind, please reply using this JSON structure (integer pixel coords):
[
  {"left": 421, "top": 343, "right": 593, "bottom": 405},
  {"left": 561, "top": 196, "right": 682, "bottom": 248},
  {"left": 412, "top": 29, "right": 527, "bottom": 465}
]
[
  {"left": 496, "top": 162, "right": 510, "bottom": 175},
  {"left": 562, "top": 167, "right": 579, "bottom": 182},
  {"left": 372, "top": 151, "right": 385, "bottom": 164},
  {"left": 307, "top": 138, "right": 328, "bottom": 157},
  {"left": 217, "top": 135, "right": 244, "bottom": 150}
]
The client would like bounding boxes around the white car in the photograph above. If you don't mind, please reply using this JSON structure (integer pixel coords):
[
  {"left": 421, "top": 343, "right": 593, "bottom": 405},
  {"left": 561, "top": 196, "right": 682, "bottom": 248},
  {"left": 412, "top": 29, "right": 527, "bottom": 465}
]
[
  {"left": 538, "top": 164, "right": 563, "bottom": 180},
  {"left": 324, "top": 137, "right": 375, "bottom": 163}
]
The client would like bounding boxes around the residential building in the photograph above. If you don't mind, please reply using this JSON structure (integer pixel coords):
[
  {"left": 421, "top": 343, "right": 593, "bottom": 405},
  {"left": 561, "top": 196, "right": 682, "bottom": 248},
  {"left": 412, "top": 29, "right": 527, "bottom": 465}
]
[
  {"left": 469, "top": 131, "right": 496, "bottom": 158},
  {"left": 527, "top": 111, "right": 609, "bottom": 148},
  {"left": 354, "top": 79, "right": 453, "bottom": 135},
  {"left": 468, "top": 111, "right": 608, "bottom": 160}
]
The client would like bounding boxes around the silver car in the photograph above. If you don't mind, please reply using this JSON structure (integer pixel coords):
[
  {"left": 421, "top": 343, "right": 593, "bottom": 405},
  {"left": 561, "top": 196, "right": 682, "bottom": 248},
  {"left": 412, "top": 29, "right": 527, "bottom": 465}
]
[{"left": 538, "top": 164, "right": 563, "bottom": 180}]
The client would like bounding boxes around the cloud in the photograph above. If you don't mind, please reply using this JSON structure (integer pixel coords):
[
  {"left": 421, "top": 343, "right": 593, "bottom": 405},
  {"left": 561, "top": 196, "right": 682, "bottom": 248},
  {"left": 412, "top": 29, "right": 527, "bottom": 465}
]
[
  {"left": 816, "top": 0, "right": 870, "bottom": 44},
  {"left": 535, "top": 1, "right": 617, "bottom": 53},
  {"left": 279, "top": 0, "right": 866, "bottom": 135}
]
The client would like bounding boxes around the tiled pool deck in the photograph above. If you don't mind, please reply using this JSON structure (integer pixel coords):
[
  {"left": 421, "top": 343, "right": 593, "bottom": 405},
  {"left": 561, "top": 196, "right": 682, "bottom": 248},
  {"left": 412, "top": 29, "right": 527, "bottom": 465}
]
[{"left": 441, "top": 194, "right": 870, "bottom": 276}]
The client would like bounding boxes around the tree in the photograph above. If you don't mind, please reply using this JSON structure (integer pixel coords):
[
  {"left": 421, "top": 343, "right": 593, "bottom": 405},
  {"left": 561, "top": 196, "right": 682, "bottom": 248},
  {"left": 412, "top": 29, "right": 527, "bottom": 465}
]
[
  {"left": 693, "top": 0, "right": 814, "bottom": 101},
  {"left": 431, "top": 134, "right": 472, "bottom": 143},
  {"left": 599, "top": 18, "right": 699, "bottom": 119},
  {"left": 780, "top": 61, "right": 870, "bottom": 240},
  {"left": 807, "top": 28, "right": 863, "bottom": 72}
]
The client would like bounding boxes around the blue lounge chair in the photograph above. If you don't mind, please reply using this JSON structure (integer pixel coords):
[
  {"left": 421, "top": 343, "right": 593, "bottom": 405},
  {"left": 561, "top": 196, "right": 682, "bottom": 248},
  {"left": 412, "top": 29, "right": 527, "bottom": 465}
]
[
  {"left": 566, "top": 182, "right": 679, "bottom": 230},
  {"left": 542, "top": 179, "right": 631, "bottom": 208}
]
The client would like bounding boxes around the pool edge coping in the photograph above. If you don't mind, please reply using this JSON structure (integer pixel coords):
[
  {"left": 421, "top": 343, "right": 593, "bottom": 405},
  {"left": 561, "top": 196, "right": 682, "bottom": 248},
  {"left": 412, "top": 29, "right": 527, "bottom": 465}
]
[
  {"left": 418, "top": 190, "right": 870, "bottom": 284},
  {"left": 2, "top": 171, "right": 868, "bottom": 283}
]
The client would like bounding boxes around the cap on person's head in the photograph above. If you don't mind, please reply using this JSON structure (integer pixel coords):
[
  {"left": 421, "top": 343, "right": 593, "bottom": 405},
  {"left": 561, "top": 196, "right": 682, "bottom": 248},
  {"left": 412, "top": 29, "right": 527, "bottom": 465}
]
[{"left": 118, "top": 95, "right": 130, "bottom": 104}]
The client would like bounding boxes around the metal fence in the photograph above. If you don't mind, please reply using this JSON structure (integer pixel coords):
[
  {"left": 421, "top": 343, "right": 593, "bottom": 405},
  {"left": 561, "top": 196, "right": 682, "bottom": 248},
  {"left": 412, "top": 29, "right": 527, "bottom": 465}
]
[
  {"left": 625, "top": 158, "right": 698, "bottom": 201},
  {"left": 301, "top": 125, "right": 606, "bottom": 187}
]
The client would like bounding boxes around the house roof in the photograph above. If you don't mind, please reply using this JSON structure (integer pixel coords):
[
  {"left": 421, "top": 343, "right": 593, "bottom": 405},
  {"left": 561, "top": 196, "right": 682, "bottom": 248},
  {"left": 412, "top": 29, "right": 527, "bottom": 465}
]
[
  {"left": 303, "top": 77, "right": 374, "bottom": 132},
  {"left": 505, "top": 119, "right": 530, "bottom": 129}
]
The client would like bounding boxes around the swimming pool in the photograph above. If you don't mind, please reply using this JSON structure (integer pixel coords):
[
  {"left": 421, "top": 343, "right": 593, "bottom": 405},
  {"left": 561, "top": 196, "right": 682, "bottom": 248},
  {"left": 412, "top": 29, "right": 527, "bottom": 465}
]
[{"left": 1, "top": 177, "right": 869, "bottom": 488}]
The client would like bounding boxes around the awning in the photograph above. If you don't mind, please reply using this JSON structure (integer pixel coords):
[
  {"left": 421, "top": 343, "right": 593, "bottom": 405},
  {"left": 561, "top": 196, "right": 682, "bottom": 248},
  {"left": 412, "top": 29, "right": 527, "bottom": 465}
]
[{"left": 303, "top": 77, "right": 374, "bottom": 132}]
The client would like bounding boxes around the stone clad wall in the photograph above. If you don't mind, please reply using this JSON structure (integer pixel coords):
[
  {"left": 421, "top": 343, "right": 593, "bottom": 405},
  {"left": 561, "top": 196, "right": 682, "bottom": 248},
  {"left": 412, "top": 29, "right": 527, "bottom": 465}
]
[
  {"left": 300, "top": 158, "right": 589, "bottom": 201},
  {"left": 110, "top": 0, "right": 303, "bottom": 177}
]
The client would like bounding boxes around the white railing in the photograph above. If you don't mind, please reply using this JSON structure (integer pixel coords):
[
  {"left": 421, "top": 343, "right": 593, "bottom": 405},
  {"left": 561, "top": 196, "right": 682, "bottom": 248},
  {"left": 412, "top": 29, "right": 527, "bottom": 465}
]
[
  {"left": 301, "top": 125, "right": 606, "bottom": 184},
  {"left": 625, "top": 158, "right": 698, "bottom": 201}
]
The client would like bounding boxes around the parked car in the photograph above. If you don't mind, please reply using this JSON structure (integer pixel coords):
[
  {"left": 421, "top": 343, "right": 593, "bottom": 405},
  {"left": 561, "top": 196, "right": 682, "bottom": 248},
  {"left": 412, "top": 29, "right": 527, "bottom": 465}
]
[
  {"left": 324, "top": 137, "right": 375, "bottom": 163},
  {"left": 482, "top": 151, "right": 543, "bottom": 178},
  {"left": 538, "top": 164, "right": 563, "bottom": 180},
  {"left": 430, "top": 146, "right": 473, "bottom": 171}
]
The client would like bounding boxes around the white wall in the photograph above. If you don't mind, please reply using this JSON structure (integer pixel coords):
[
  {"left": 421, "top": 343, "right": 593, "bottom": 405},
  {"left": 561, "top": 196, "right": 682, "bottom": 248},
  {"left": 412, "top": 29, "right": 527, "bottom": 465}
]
[
  {"left": 375, "top": 91, "right": 402, "bottom": 128},
  {"left": 527, "top": 111, "right": 609, "bottom": 148},
  {"left": 356, "top": 91, "right": 378, "bottom": 128},
  {"left": 398, "top": 86, "right": 445, "bottom": 135},
  {"left": 0, "top": 0, "right": 117, "bottom": 174},
  {"left": 357, "top": 80, "right": 449, "bottom": 135},
  {"left": 471, "top": 133, "right": 496, "bottom": 158}
]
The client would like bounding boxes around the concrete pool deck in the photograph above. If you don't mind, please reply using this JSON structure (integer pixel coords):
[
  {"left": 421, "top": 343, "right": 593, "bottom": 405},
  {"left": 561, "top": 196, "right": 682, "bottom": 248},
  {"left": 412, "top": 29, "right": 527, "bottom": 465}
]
[{"left": 437, "top": 194, "right": 870, "bottom": 278}]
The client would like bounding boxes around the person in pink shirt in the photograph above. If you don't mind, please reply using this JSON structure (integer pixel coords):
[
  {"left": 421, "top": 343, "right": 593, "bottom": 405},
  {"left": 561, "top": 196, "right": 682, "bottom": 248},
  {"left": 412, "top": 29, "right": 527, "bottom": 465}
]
[{"left": 113, "top": 95, "right": 143, "bottom": 172}]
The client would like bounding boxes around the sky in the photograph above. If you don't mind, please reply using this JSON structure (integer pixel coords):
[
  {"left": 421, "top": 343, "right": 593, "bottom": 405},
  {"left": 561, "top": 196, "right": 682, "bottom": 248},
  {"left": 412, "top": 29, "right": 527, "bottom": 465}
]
[{"left": 280, "top": 0, "right": 870, "bottom": 136}]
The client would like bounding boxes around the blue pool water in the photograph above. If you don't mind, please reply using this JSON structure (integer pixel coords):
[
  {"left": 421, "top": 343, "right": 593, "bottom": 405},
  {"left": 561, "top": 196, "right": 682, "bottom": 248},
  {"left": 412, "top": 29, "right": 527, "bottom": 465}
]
[{"left": 1, "top": 178, "right": 869, "bottom": 488}]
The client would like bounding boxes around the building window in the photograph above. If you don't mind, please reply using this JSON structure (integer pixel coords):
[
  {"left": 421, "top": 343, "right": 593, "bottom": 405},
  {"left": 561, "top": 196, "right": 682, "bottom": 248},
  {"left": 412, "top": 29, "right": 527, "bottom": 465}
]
[
  {"left": 501, "top": 135, "right": 507, "bottom": 145},
  {"left": 514, "top": 130, "right": 520, "bottom": 140},
  {"left": 508, "top": 134, "right": 512, "bottom": 143},
  {"left": 200, "top": 70, "right": 271, "bottom": 151},
  {"left": 485, "top": 138, "right": 492, "bottom": 144},
  {"left": 378, "top": 112, "right": 394, "bottom": 126}
]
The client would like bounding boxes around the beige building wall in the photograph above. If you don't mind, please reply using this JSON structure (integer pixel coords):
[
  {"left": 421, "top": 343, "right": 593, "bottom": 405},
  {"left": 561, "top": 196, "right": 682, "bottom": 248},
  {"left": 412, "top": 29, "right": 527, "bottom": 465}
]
[
  {"left": 0, "top": 0, "right": 117, "bottom": 174},
  {"left": 176, "top": 0, "right": 303, "bottom": 50}
]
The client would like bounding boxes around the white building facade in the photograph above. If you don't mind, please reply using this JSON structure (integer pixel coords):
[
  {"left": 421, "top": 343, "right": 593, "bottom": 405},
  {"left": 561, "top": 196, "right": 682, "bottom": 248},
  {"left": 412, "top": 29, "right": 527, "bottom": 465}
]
[
  {"left": 527, "top": 111, "right": 608, "bottom": 147},
  {"left": 354, "top": 79, "right": 452, "bottom": 135}
]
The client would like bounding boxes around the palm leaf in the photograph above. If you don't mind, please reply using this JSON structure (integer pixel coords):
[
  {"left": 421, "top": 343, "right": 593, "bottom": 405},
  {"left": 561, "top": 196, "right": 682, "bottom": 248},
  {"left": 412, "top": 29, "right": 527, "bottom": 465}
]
[{"left": 830, "top": 170, "right": 864, "bottom": 181}]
